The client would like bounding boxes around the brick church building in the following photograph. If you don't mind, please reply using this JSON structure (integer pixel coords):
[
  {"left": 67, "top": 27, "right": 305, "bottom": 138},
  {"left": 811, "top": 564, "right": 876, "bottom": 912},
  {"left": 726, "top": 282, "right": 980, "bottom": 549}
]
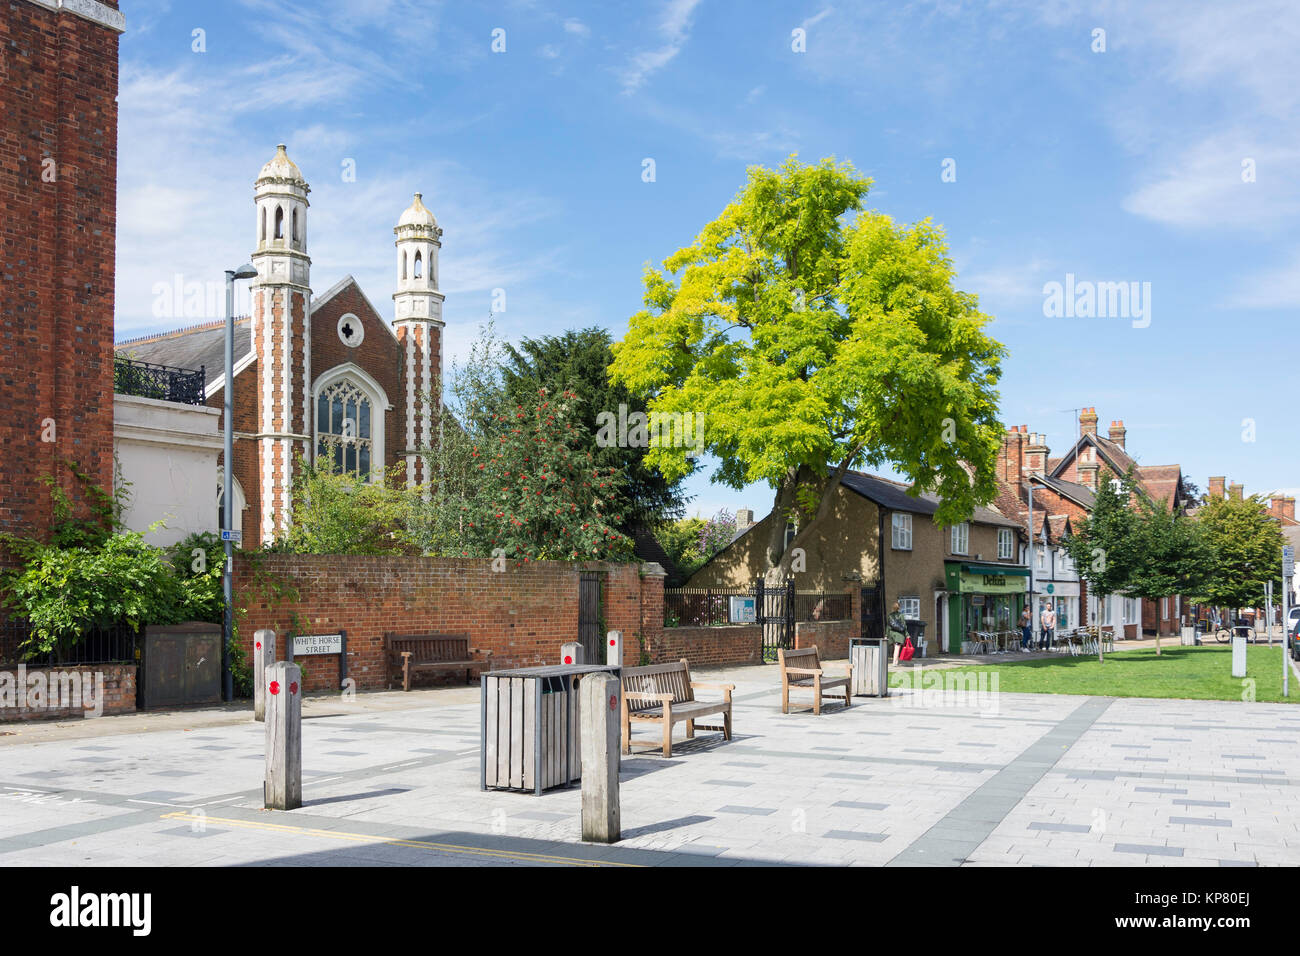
[{"left": 116, "top": 146, "right": 446, "bottom": 544}]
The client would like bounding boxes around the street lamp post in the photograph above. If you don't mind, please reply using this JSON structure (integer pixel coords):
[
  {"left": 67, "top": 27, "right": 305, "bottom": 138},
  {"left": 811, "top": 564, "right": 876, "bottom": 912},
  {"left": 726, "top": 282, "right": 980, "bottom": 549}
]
[{"left": 223, "top": 264, "right": 258, "bottom": 702}]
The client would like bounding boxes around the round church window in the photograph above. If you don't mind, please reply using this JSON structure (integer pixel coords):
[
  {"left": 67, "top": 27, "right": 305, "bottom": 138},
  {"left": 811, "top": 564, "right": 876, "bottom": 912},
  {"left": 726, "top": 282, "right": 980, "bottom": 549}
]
[{"left": 337, "top": 313, "right": 364, "bottom": 348}]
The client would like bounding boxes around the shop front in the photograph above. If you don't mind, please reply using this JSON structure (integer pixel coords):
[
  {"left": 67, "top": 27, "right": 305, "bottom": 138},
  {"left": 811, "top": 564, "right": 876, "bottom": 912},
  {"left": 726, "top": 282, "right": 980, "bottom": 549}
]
[
  {"left": 943, "top": 562, "right": 1031, "bottom": 653},
  {"left": 1034, "top": 580, "right": 1080, "bottom": 632}
]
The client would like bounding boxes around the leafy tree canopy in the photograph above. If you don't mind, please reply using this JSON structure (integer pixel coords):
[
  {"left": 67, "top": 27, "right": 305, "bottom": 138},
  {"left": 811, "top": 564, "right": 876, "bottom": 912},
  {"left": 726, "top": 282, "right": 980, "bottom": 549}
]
[
  {"left": 609, "top": 155, "right": 1005, "bottom": 576},
  {"left": 1192, "top": 492, "right": 1285, "bottom": 610}
]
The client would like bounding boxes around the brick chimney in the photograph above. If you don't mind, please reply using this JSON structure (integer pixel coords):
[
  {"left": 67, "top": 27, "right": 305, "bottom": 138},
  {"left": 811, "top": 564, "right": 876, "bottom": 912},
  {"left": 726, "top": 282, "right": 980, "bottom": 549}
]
[
  {"left": 1025, "top": 431, "right": 1050, "bottom": 476},
  {"left": 1229, "top": 482, "right": 1244, "bottom": 501},
  {"left": 1276, "top": 496, "right": 1297, "bottom": 524},
  {"left": 735, "top": 508, "right": 754, "bottom": 531},
  {"left": 1000, "top": 425, "right": 1026, "bottom": 483},
  {"left": 1078, "top": 445, "right": 1099, "bottom": 491},
  {"left": 1079, "top": 406, "right": 1098, "bottom": 438},
  {"left": 1208, "top": 476, "right": 1226, "bottom": 499},
  {"left": 1108, "top": 419, "right": 1126, "bottom": 450}
]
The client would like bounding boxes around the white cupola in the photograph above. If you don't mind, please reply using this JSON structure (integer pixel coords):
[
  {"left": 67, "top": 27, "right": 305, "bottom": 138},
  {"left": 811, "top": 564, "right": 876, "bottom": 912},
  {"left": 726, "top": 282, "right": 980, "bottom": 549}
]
[
  {"left": 252, "top": 143, "right": 311, "bottom": 289},
  {"left": 392, "top": 192, "right": 444, "bottom": 324}
]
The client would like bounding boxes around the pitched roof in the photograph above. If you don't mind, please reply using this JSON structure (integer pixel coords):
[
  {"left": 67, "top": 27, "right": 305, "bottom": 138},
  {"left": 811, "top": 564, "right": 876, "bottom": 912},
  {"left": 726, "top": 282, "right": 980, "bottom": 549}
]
[
  {"left": 115, "top": 317, "right": 252, "bottom": 383},
  {"left": 840, "top": 471, "right": 1019, "bottom": 527},
  {"left": 1136, "top": 464, "right": 1182, "bottom": 508},
  {"left": 1033, "top": 473, "right": 1097, "bottom": 509}
]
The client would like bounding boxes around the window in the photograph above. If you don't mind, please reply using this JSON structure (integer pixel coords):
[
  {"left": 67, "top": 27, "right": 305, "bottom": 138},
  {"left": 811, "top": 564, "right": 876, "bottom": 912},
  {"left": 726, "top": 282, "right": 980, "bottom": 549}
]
[
  {"left": 260, "top": 207, "right": 266, "bottom": 241},
  {"left": 1124, "top": 597, "right": 1138, "bottom": 623},
  {"left": 316, "top": 378, "right": 374, "bottom": 480},
  {"left": 1058, "top": 550, "right": 1072, "bottom": 574},
  {"left": 291, "top": 208, "right": 299, "bottom": 244},
  {"left": 998, "top": 528, "right": 1014, "bottom": 559},
  {"left": 1160, "top": 597, "right": 1168, "bottom": 619},
  {"left": 1175, "top": 595, "right": 1181, "bottom": 617},
  {"left": 1103, "top": 597, "right": 1113, "bottom": 625},
  {"left": 784, "top": 520, "right": 797, "bottom": 550},
  {"left": 899, "top": 597, "right": 921, "bottom": 620},
  {"left": 1035, "top": 547, "right": 1046, "bottom": 571},
  {"left": 891, "top": 513, "right": 912, "bottom": 550},
  {"left": 401, "top": 250, "right": 407, "bottom": 280},
  {"left": 950, "top": 522, "right": 969, "bottom": 555},
  {"left": 274, "top": 205, "right": 284, "bottom": 240},
  {"left": 414, "top": 250, "right": 423, "bottom": 279}
]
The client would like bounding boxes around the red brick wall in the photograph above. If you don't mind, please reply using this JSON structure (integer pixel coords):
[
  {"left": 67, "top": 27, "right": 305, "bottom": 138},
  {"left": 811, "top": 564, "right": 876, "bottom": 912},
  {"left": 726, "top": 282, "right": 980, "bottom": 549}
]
[
  {"left": 0, "top": 664, "right": 136, "bottom": 722},
  {"left": 795, "top": 618, "right": 855, "bottom": 661},
  {"left": 646, "top": 625, "right": 761, "bottom": 667},
  {"left": 233, "top": 554, "right": 656, "bottom": 691},
  {"left": 0, "top": 1, "right": 120, "bottom": 567}
]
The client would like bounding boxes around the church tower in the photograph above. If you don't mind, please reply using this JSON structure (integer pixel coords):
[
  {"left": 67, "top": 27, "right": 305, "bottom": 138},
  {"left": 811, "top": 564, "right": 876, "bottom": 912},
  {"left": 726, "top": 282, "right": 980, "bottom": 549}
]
[
  {"left": 250, "top": 144, "right": 312, "bottom": 543},
  {"left": 392, "top": 193, "right": 445, "bottom": 491}
]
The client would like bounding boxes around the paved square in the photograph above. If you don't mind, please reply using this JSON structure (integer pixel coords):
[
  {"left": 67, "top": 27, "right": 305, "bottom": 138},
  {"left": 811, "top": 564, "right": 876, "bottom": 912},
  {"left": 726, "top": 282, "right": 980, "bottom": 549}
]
[{"left": 1, "top": 664, "right": 1298, "bottom": 867}]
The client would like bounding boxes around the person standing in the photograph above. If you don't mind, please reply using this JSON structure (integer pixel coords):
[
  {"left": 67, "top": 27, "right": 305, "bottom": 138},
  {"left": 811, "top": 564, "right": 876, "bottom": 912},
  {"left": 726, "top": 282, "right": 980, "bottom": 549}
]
[
  {"left": 887, "top": 600, "right": 908, "bottom": 665},
  {"left": 1039, "top": 601, "right": 1057, "bottom": 651},
  {"left": 1019, "top": 605, "right": 1033, "bottom": 652}
]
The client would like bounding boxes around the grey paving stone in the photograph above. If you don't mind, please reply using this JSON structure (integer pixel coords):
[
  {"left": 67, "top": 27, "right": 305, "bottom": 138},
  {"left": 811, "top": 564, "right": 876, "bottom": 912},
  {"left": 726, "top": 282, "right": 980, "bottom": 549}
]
[
  {"left": 832, "top": 801, "right": 888, "bottom": 810},
  {"left": 1114, "top": 843, "right": 1184, "bottom": 857},
  {"left": 159, "top": 826, "right": 220, "bottom": 838},
  {"left": 702, "top": 779, "right": 752, "bottom": 788},
  {"left": 823, "top": 829, "right": 887, "bottom": 842},
  {"left": 717, "top": 805, "right": 776, "bottom": 816},
  {"left": 74, "top": 745, "right": 117, "bottom": 752},
  {"left": 1029, "top": 822, "right": 1092, "bottom": 833},
  {"left": 325, "top": 751, "right": 366, "bottom": 756},
  {"left": 1170, "top": 817, "right": 1231, "bottom": 827},
  {"left": 1173, "top": 799, "right": 1230, "bottom": 808},
  {"left": 511, "top": 811, "right": 570, "bottom": 822},
  {"left": 675, "top": 843, "right": 727, "bottom": 856},
  {"left": 825, "top": 772, "right": 872, "bottom": 781},
  {"left": 1222, "top": 754, "right": 1264, "bottom": 760},
  {"left": 150, "top": 770, "right": 198, "bottom": 778},
  {"left": 812, "top": 746, "right": 849, "bottom": 752},
  {"left": 1123, "top": 757, "right": 1168, "bottom": 762},
  {"left": 958, "top": 742, "right": 996, "bottom": 748},
  {"left": 1136, "top": 786, "right": 1188, "bottom": 794},
  {"left": 130, "top": 791, "right": 191, "bottom": 801},
  {"left": 723, "top": 761, "right": 765, "bottom": 768},
  {"left": 1219, "top": 859, "right": 1258, "bottom": 867},
  {"left": 903, "top": 748, "right": 942, "bottom": 754}
]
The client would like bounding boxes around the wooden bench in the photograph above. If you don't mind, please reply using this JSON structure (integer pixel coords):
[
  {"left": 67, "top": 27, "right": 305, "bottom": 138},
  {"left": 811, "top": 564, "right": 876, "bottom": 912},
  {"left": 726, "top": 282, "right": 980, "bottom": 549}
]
[
  {"left": 621, "top": 658, "right": 734, "bottom": 757},
  {"left": 778, "top": 646, "right": 851, "bottom": 715},
  {"left": 384, "top": 633, "right": 493, "bottom": 691}
]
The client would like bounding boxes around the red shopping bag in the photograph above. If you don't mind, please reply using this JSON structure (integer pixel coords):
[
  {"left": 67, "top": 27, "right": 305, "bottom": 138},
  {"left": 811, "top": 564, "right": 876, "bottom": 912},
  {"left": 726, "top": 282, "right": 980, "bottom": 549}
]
[{"left": 899, "top": 637, "right": 915, "bottom": 662}]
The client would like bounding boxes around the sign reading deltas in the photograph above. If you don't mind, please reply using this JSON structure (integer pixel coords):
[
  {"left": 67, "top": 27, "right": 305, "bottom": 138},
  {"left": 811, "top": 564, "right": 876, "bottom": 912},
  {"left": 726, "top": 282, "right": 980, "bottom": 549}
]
[{"left": 293, "top": 633, "right": 343, "bottom": 656}]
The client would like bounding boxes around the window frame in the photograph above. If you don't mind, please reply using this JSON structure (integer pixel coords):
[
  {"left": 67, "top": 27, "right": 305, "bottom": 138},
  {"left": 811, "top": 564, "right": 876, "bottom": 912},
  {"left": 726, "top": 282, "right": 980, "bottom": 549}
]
[
  {"left": 950, "top": 521, "right": 969, "bottom": 555},
  {"left": 891, "top": 512, "right": 913, "bottom": 551},
  {"left": 997, "top": 527, "right": 1014, "bottom": 560}
]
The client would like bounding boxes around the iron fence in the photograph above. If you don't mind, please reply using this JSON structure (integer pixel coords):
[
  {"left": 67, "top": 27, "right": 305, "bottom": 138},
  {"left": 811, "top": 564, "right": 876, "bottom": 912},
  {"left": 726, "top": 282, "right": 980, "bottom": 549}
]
[
  {"left": 0, "top": 620, "right": 139, "bottom": 667},
  {"left": 114, "top": 355, "right": 207, "bottom": 406},
  {"left": 793, "top": 590, "right": 850, "bottom": 623},
  {"left": 663, "top": 587, "right": 753, "bottom": 628}
]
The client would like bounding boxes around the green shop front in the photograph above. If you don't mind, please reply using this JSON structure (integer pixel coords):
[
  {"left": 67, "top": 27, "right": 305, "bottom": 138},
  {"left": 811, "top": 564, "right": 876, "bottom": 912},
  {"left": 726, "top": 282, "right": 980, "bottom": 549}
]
[{"left": 943, "top": 562, "right": 1030, "bottom": 653}]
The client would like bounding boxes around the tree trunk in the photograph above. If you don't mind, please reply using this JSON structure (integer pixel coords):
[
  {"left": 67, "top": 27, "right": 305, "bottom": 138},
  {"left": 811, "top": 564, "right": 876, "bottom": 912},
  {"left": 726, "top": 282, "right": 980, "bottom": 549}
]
[{"left": 763, "top": 448, "right": 864, "bottom": 586}]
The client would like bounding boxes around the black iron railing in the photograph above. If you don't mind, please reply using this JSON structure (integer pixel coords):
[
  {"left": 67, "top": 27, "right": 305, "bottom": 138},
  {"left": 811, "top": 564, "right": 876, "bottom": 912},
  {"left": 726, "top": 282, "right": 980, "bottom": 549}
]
[
  {"left": 114, "top": 355, "right": 207, "bottom": 406},
  {"left": 0, "top": 620, "right": 139, "bottom": 667},
  {"left": 663, "top": 587, "right": 752, "bottom": 628}
]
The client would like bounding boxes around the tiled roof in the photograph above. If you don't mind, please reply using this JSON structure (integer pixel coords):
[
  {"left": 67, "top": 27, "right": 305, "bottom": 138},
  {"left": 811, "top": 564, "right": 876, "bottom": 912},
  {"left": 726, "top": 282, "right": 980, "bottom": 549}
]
[
  {"left": 841, "top": 471, "right": 1019, "bottom": 527},
  {"left": 115, "top": 317, "right": 251, "bottom": 382},
  {"left": 1136, "top": 464, "right": 1182, "bottom": 508}
]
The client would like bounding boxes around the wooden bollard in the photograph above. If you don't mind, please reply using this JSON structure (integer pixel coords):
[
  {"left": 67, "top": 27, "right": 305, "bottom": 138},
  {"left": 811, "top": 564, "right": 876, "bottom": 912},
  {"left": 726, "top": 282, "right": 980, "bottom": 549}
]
[
  {"left": 561, "top": 642, "right": 584, "bottom": 666},
  {"left": 580, "top": 672, "right": 620, "bottom": 843},
  {"left": 264, "top": 661, "right": 302, "bottom": 810},
  {"left": 606, "top": 630, "right": 622, "bottom": 667},
  {"left": 253, "top": 629, "right": 275, "bottom": 722}
]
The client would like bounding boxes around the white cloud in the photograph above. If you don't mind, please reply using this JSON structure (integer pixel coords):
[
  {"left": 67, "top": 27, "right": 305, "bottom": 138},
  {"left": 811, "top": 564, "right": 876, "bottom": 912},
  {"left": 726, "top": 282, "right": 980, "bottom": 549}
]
[
  {"left": 563, "top": 18, "right": 590, "bottom": 38},
  {"left": 620, "top": 0, "right": 703, "bottom": 93}
]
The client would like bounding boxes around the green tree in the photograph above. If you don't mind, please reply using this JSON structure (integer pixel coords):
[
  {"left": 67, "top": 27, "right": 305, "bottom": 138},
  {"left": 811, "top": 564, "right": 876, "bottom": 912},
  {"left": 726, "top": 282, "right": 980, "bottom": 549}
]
[
  {"left": 499, "top": 328, "right": 690, "bottom": 533},
  {"left": 413, "top": 324, "right": 632, "bottom": 561},
  {"left": 1062, "top": 470, "right": 1140, "bottom": 663},
  {"left": 658, "top": 516, "right": 708, "bottom": 576},
  {"left": 1192, "top": 492, "right": 1285, "bottom": 613},
  {"left": 273, "top": 457, "right": 413, "bottom": 555},
  {"left": 609, "top": 155, "right": 1005, "bottom": 581},
  {"left": 1126, "top": 496, "right": 1215, "bottom": 656}
]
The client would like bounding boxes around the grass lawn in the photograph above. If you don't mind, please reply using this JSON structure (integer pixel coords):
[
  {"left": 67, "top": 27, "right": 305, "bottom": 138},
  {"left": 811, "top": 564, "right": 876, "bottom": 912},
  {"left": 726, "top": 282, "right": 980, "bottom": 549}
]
[{"left": 889, "top": 644, "right": 1300, "bottom": 703}]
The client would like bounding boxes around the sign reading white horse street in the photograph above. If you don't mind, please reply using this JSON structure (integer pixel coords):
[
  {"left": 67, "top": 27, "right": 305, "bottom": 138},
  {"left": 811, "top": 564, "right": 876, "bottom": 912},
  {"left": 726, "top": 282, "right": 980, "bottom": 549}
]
[{"left": 292, "top": 633, "right": 344, "bottom": 656}]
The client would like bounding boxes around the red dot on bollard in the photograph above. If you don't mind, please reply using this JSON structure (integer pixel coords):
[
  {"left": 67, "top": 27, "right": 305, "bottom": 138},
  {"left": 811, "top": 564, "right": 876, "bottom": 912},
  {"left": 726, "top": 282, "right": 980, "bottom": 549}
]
[
  {"left": 609, "top": 638, "right": 615, "bottom": 646},
  {"left": 563, "top": 655, "right": 572, "bottom": 664},
  {"left": 256, "top": 642, "right": 262, "bottom": 650},
  {"left": 609, "top": 694, "right": 617, "bottom": 711},
  {"left": 290, "top": 681, "right": 299, "bottom": 695},
  {"left": 269, "top": 681, "right": 280, "bottom": 695}
]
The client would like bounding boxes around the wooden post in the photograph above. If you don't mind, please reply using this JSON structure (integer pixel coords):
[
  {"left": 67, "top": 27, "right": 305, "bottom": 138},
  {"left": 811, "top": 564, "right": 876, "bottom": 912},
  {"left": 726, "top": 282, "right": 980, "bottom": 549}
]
[
  {"left": 560, "top": 642, "right": 584, "bottom": 666},
  {"left": 253, "top": 628, "right": 275, "bottom": 722},
  {"left": 606, "top": 630, "right": 622, "bottom": 668},
  {"left": 580, "top": 672, "right": 620, "bottom": 843},
  {"left": 264, "top": 661, "right": 302, "bottom": 810}
]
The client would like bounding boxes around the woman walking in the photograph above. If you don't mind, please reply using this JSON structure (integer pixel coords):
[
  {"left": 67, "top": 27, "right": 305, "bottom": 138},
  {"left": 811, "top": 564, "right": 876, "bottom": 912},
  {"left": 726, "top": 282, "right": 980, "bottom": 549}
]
[
  {"left": 887, "top": 600, "right": 908, "bottom": 665},
  {"left": 1019, "top": 605, "right": 1033, "bottom": 652}
]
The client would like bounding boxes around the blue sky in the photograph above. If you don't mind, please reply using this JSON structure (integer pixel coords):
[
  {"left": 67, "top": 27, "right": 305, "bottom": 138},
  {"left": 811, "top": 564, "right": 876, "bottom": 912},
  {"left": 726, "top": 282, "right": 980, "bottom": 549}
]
[{"left": 113, "top": 0, "right": 1300, "bottom": 518}]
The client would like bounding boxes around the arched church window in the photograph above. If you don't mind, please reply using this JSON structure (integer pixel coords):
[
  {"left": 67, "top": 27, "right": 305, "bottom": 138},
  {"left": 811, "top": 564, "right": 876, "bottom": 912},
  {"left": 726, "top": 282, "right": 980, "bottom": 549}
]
[
  {"left": 316, "top": 379, "right": 374, "bottom": 480},
  {"left": 274, "top": 206, "right": 284, "bottom": 240},
  {"left": 413, "top": 250, "right": 423, "bottom": 279},
  {"left": 401, "top": 250, "right": 407, "bottom": 280},
  {"left": 260, "top": 207, "right": 266, "bottom": 241},
  {"left": 291, "top": 208, "right": 299, "bottom": 244}
]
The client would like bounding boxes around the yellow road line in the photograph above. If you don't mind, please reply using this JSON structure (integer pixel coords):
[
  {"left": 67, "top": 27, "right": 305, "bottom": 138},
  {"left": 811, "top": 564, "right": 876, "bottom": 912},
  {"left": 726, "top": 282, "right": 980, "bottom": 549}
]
[{"left": 160, "top": 812, "right": 640, "bottom": 867}]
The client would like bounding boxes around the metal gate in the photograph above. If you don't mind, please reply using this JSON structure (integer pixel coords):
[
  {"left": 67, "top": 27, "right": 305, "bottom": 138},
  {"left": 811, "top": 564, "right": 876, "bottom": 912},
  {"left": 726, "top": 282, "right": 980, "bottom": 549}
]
[
  {"left": 860, "top": 586, "right": 883, "bottom": 642},
  {"left": 578, "top": 571, "right": 603, "bottom": 664},
  {"left": 756, "top": 580, "right": 795, "bottom": 662}
]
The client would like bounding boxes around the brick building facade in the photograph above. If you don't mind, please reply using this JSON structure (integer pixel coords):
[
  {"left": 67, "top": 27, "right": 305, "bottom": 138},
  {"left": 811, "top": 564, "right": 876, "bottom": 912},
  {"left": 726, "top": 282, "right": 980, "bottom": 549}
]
[
  {"left": 115, "top": 148, "right": 443, "bottom": 544},
  {"left": 0, "top": 0, "right": 125, "bottom": 569}
]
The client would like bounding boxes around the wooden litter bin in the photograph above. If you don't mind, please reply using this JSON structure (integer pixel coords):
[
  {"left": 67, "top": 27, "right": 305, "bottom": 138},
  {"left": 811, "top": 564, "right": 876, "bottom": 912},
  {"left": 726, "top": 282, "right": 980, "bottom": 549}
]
[
  {"left": 849, "top": 638, "right": 888, "bottom": 697},
  {"left": 481, "top": 664, "right": 619, "bottom": 794}
]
